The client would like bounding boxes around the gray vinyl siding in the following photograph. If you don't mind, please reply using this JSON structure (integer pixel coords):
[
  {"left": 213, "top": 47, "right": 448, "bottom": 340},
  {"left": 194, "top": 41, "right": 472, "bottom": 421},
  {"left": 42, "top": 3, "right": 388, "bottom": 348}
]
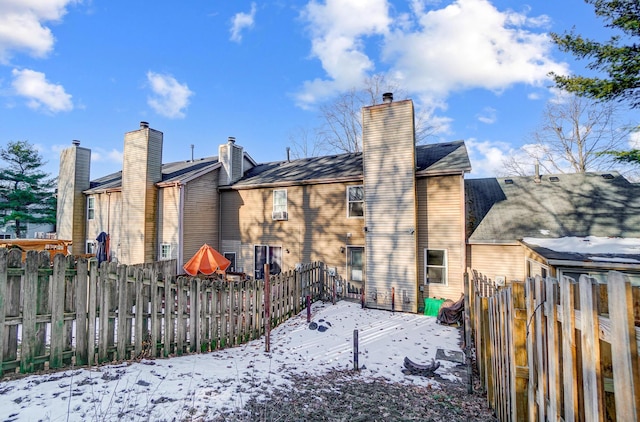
[
  {"left": 219, "top": 182, "right": 365, "bottom": 280},
  {"left": 362, "top": 99, "right": 417, "bottom": 312},
  {"left": 417, "top": 175, "right": 466, "bottom": 301},
  {"left": 182, "top": 171, "right": 219, "bottom": 268}
]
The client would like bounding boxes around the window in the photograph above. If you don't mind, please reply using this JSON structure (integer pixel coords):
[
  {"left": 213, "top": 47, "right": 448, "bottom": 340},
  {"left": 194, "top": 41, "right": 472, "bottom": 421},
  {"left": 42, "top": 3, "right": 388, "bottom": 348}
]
[
  {"left": 425, "top": 249, "right": 447, "bottom": 284},
  {"left": 224, "top": 252, "right": 236, "bottom": 272},
  {"left": 272, "top": 189, "right": 288, "bottom": 220},
  {"left": 87, "top": 196, "right": 95, "bottom": 220},
  {"left": 160, "top": 243, "right": 171, "bottom": 260},
  {"left": 254, "top": 245, "right": 282, "bottom": 279},
  {"left": 86, "top": 240, "right": 95, "bottom": 254},
  {"left": 347, "top": 185, "right": 364, "bottom": 218},
  {"left": 348, "top": 246, "right": 364, "bottom": 282},
  {"left": 0, "top": 234, "right": 11, "bottom": 239}
]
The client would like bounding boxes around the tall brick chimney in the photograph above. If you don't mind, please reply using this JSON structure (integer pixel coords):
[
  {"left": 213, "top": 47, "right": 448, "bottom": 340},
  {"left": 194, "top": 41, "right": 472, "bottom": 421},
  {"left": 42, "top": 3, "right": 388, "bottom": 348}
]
[{"left": 219, "top": 136, "right": 244, "bottom": 185}]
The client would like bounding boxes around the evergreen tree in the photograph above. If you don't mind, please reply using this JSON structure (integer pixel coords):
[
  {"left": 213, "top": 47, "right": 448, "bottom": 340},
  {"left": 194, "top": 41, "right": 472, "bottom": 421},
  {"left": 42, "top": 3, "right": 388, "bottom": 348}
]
[
  {"left": 550, "top": 0, "right": 640, "bottom": 165},
  {"left": 0, "top": 141, "right": 56, "bottom": 238},
  {"left": 550, "top": 0, "right": 640, "bottom": 107}
]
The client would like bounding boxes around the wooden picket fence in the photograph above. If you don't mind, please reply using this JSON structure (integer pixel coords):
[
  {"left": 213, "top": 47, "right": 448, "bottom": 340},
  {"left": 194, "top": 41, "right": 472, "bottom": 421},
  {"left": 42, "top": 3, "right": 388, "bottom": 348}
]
[
  {"left": 471, "top": 270, "right": 640, "bottom": 421},
  {"left": 0, "top": 248, "right": 339, "bottom": 376}
]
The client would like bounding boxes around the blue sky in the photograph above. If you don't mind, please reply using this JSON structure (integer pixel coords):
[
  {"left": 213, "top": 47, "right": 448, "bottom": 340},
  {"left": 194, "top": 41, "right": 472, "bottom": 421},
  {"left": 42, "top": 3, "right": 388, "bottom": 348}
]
[{"left": 0, "top": 0, "right": 637, "bottom": 180}]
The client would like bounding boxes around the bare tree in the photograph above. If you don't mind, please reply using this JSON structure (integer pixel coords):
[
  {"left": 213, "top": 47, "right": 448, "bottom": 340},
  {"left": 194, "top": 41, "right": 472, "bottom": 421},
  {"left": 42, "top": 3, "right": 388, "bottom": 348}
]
[
  {"left": 502, "top": 94, "right": 634, "bottom": 176},
  {"left": 303, "top": 74, "right": 436, "bottom": 155},
  {"left": 287, "top": 126, "right": 328, "bottom": 160}
]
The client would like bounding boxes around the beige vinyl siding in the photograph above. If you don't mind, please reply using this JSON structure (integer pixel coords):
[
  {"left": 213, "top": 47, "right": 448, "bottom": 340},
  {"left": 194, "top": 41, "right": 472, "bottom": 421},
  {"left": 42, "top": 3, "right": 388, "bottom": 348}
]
[
  {"left": 417, "top": 175, "right": 466, "bottom": 301},
  {"left": 181, "top": 171, "right": 219, "bottom": 268},
  {"left": 158, "top": 185, "right": 180, "bottom": 260},
  {"left": 220, "top": 182, "right": 365, "bottom": 280},
  {"left": 83, "top": 191, "right": 122, "bottom": 261},
  {"left": 362, "top": 99, "right": 417, "bottom": 312},
  {"left": 121, "top": 126, "right": 162, "bottom": 264},
  {"left": 56, "top": 145, "right": 90, "bottom": 253},
  {"left": 467, "top": 244, "right": 526, "bottom": 284}
]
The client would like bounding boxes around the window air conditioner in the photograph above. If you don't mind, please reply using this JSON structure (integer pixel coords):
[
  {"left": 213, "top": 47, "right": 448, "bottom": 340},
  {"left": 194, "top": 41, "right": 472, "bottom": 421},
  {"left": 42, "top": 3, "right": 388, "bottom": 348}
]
[{"left": 272, "top": 211, "right": 288, "bottom": 220}]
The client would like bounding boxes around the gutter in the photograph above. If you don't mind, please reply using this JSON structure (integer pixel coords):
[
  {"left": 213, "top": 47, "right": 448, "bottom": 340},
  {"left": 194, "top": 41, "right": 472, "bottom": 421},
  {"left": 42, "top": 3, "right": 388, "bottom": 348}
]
[{"left": 220, "top": 175, "right": 364, "bottom": 191}]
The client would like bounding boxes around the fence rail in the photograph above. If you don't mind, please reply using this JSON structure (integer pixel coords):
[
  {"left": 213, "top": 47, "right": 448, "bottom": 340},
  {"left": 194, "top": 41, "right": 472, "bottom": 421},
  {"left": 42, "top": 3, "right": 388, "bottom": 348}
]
[
  {"left": 0, "top": 248, "right": 340, "bottom": 376},
  {"left": 470, "top": 270, "right": 640, "bottom": 421}
]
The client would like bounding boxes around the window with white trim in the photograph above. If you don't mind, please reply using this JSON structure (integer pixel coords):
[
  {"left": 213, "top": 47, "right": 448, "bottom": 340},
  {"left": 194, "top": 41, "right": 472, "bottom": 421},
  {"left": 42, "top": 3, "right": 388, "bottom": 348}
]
[
  {"left": 86, "top": 240, "right": 96, "bottom": 254},
  {"left": 272, "top": 189, "right": 288, "bottom": 220},
  {"left": 347, "top": 185, "right": 364, "bottom": 218},
  {"left": 425, "top": 249, "right": 447, "bottom": 284},
  {"left": 87, "top": 196, "right": 95, "bottom": 220},
  {"left": 160, "top": 243, "right": 171, "bottom": 260}
]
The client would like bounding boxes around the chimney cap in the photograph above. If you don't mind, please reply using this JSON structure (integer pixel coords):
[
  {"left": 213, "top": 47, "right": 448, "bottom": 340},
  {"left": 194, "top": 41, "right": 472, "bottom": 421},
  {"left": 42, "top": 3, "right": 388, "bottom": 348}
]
[
  {"left": 140, "top": 121, "right": 150, "bottom": 129},
  {"left": 228, "top": 136, "right": 236, "bottom": 144},
  {"left": 71, "top": 140, "right": 81, "bottom": 146},
  {"left": 382, "top": 92, "right": 393, "bottom": 103}
]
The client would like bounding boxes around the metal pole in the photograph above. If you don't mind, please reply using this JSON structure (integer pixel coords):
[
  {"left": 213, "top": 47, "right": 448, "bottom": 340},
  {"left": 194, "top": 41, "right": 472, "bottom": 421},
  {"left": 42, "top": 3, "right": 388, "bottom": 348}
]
[
  {"left": 353, "top": 329, "right": 359, "bottom": 371},
  {"left": 264, "top": 264, "right": 270, "bottom": 353},
  {"left": 391, "top": 287, "right": 395, "bottom": 313},
  {"left": 306, "top": 295, "right": 311, "bottom": 323}
]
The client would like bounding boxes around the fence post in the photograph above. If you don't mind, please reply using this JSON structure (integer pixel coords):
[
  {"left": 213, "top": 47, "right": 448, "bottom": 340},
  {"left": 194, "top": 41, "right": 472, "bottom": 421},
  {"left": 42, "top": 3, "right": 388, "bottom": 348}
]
[
  {"left": 463, "top": 272, "right": 472, "bottom": 394},
  {"left": 353, "top": 329, "right": 359, "bottom": 371},
  {"left": 306, "top": 295, "right": 311, "bottom": 323},
  {"left": 264, "top": 264, "right": 271, "bottom": 353}
]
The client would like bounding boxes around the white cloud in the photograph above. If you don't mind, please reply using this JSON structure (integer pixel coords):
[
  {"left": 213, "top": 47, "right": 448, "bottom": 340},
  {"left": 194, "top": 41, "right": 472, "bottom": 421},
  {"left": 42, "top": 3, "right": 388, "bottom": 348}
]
[
  {"left": 297, "top": 0, "right": 569, "bottom": 109},
  {"left": 91, "top": 147, "right": 123, "bottom": 165},
  {"left": 296, "top": 0, "right": 391, "bottom": 105},
  {"left": 230, "top": 3, "right": 257, "bottom": 43},
  {"left": 477, "top": 107, "right": 497, "bottom": 124},
  {"left": 465, "top": 138, "right": 517, "bottom": 177},
  {"left": 11, "top": 68, "right": 73, "bottom": 112},
  {"left": 0, "top": 0, "right": 78, "bottom": 64},
  {"left": 146, "top": 71, "right": 193, "bottom": 119}
]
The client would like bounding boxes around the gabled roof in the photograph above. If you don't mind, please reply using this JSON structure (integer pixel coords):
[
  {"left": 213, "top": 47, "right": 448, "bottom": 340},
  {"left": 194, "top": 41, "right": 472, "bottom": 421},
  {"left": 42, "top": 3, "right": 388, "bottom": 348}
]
[
  {"left": 85, "top": 156, "right": 220, "bottom": 194},
  {"left": 230, "top": 141, "right": 470, "bottom": 189},
  {"left": 466, "top": 172, "right": 640, "bottom": 244}
]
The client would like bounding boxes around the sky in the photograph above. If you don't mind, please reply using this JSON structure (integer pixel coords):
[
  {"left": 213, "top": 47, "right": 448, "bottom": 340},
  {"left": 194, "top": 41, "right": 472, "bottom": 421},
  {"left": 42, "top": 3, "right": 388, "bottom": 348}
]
[
  {"left": 0, "top": 300, "right": 465, "bottom": 420},
  {"left": 0, "top": 0, "right": 638, "bottom": 180}
]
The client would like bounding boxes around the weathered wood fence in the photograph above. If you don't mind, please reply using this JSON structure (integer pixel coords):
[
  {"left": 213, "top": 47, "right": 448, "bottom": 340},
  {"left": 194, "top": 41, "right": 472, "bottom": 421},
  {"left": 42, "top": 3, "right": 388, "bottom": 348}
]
[
  {"left": 0, "top": 248, "right": 339, "bottom": 376},
  {"left": 471, "top": 270, "right": 640, "bottom": 421}
]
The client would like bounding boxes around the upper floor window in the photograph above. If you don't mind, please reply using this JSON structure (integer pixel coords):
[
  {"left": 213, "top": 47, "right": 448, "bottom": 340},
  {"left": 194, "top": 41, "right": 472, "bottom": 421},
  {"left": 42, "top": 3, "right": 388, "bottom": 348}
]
[
  {"left": 347, "top": 185, "right": 364, "bottom": 218},
  {"left": 87, "top": 196, "right": 95, "bottom": 220},
  {"left": 425, "top": 249, "right": 447, "bottom": 285},
  {"left": 272, "top": 189, "right": 288, "bottom": 220}
]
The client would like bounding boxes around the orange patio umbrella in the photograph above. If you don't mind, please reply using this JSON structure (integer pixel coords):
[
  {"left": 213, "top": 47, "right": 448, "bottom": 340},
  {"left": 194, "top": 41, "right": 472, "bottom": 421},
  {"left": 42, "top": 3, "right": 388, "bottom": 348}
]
[{"left": 183, "top": 244, "right": 231, "bottom": 276}]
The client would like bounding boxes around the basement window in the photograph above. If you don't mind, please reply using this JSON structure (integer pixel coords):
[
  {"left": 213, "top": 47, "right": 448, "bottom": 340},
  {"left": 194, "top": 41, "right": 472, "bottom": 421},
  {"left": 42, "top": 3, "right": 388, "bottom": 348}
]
[
  {"left": 601, "top": 173, "right": 615, "bottom": 180},
  {"left": 549, "top": 176, "right": 560, "bottom": 182},
  {"left": 504, "top": 179, "right": 514, "bottom": 184}
]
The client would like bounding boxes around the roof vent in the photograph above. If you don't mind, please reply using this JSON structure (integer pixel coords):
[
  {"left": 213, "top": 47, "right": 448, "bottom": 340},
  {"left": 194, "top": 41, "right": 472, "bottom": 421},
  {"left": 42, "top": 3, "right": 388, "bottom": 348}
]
[
  {"left": 71, "top": 140, "right": 81, "bottom": 146},
  {"left": 549, "top": 176, "right": 560, "bottom": 182},
  {"left": 601, "top": 173, "right": 614, "bottom": 180},
  {"left": 504, "top": 179, "right": 514, "bottom": 184},
  {"left": 140, "top": 121, "right": 149, "bottom": 129},
  {"left": 382, "top": 92, "right": 393, "bottom": 103}
]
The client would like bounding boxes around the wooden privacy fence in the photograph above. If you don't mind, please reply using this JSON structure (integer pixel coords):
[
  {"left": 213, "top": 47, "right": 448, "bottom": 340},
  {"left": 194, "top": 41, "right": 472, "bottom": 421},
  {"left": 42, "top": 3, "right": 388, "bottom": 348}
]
[
  {"left": 471, "top": 270, "right": 640, "bottom": 421},
  {"left": 0, "top": 248, "right": 339, "bottom": 376}
]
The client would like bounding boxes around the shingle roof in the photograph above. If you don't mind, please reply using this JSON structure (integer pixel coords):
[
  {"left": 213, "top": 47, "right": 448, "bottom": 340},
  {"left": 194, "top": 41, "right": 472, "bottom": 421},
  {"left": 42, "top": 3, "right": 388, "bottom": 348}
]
[
  {"left": 231, "top": 141, "right": 470, "bottom": 188},
  {"left": 85, "top": 156, "right": 219, "bottom": 193},
  {"left": 466, "top": 172, "right": 640, "bottom": 243}
]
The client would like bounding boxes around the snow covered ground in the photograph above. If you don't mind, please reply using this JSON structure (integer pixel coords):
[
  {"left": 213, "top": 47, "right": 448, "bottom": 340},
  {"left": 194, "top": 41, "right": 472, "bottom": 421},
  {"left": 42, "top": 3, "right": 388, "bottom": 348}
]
[{"left": 0, "top": 301, "right": 464, "bottom": 421}]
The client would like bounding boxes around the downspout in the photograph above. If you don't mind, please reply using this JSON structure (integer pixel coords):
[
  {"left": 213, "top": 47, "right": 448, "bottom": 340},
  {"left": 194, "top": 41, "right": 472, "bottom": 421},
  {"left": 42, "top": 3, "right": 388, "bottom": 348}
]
[
  {"left": 177, "top": 183, "right": 184, "bottom": 275},
  {"left": 106, "top": 191, "right": 111, "bottom": 261}
]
